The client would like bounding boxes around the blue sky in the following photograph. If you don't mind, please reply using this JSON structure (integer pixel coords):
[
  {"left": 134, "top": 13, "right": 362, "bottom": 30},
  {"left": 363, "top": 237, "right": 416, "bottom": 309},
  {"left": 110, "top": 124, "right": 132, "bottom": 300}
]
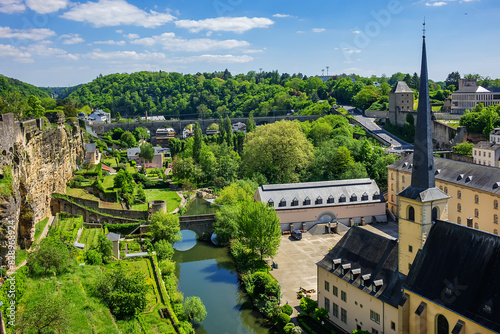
[{"left": 0, "top": 0, "right": 498, "bottom": 87}]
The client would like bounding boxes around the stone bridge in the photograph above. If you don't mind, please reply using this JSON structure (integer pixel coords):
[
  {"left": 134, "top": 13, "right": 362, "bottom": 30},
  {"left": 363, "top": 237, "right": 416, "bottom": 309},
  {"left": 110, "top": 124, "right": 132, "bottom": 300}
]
[
  {"left": 89, "top": 115, "right": 321, "bottom": 135},
  {"left": 179, "top": 214, "right": 216, "bottom": 236}
]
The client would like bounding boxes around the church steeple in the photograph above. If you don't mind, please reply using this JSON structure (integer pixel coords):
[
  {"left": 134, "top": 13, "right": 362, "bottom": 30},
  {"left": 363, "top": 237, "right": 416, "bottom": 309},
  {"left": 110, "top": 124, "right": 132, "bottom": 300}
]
[{"left": 411, "top": 22, "right": 435, "bottom": 190}]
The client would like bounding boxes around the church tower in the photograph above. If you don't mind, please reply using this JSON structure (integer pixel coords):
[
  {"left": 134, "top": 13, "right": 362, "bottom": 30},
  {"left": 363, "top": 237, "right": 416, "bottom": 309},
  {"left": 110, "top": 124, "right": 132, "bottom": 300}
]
[{"left": 397, "top": 26, "right": 450, "bottom": 275}]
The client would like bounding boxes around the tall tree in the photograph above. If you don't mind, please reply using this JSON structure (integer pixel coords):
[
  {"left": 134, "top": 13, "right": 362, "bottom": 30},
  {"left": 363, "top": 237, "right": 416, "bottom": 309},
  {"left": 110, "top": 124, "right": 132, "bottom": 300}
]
[
  {"left": 139, "top": 143, "right": 155, "bottom": 163},
  {"left": 238, "top": 201, "right": 281, "bottom": 260},
  {"left": 445, "top": 71, "right": 461, "bottom": 91},
  {"left": 246, "top": 114, "right": 256, "bottom": 133},
  {"left": 218, "top": 117, "right": 226, "bottom": 145},
  {"left": 242, "top": 120, "right": 313, "bottom": 184},
  {"left": 27, "top": 236, "right": 72, "bottom": 276},
  {"left": 193, "top": 122, "right": 203, "bottom": 162},
  {"left": 224, "top": 116, "right": 233, "bottom": 148},
  {"left": 184, "top": 296, "right": 207, "bottom": 324},
  {"left": 150, "top": 211, "right": 181, "bottom": 243}
]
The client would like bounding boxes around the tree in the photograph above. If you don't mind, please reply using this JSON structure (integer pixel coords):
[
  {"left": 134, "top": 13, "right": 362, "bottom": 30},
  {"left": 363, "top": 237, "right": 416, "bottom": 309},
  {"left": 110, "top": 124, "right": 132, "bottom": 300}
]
[
  {"left": 183, "top": 296, "right": 207, "bottom": 324},
  {"left": 150, "top": 211, "right": 181, "bottom": 243},
  {"left": 120, "top": 130, "right": 137, "bottom": 148},
  {"left": 113, "top": 169, "right": 133, "bottom": 189},
  {"left": 17, "top": 290, "right": 70, "bottom": 334},
  {"left": 95, "top": 234, "right": 113, "bottom": 262},
  {"left": 246, "top": 114, "right": 256, "bottom": 132},
  {"left": 27, "top": 236, "right": 72, "bottom": 276},
  {"left": 139, "top": 143, "right": 155, "bottom": 163},
  {"left": 193, "top": 122, "right": 203, "bottom": 162},
  {"left": 445, "top": 71, "right": 461, "bottom": 91},
  {"left": 242, "top": 120, "right": 313, "bottom": 184},
  {"left": 213, "top": 204, "right": 240, "bottom": 245},
  {"left": 155, "top": 239, "right": 174, "bottom": 260},
  {"left": 238, "top": 201, "right": 281, "bottom": 260},
  {"left": 95, "top": 265, "right": 148, "bottom": 318},
  {"left": 26, "top": 95, "right": 45, "bottom": 119},
  {"left": 224, "top": 116, "right": 233, "bottom": 148},
  {"left": 133, "top": 126, "right": 150, "bottom": 141},
  {"left": 299, "top": 297, "right": 317, "bottom": 314},
  {"left": 353, "top": 86, "right": 380, "bottom": 111},
  {"left": 452, "top": 142, "right": 474, "bottom": 156}
]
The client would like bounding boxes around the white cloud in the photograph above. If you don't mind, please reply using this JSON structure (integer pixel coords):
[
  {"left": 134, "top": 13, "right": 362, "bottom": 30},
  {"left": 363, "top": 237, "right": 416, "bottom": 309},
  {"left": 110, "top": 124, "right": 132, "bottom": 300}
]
[
  {"left": 272, "top": 13, "right": 293, "bottom": 18},
  {"left": 130, "top": 32, "right": 250, "bottom": 52},
  {"left": 61, "top": 0, "right": 176, "bottom": 28},
  {"left": 93, "top": 39, "right": 126, "bottom": 46},
  {"left": 60, "top": 33, "right": 84, "bottom": 45},
  {"left": 0, "top": 26, "right": 56, "bottom": 40},
  {"left": 115, "top": 29, "right": 123, "bottom": 34},
  {"left": 0, "top": 0, "right": 25, "bottom": 13},
  {"left": 312, "top": 28, "right": 325, "bottom": 33},
  {"left": 426, "top": 1, "right": 448, "bottom": 6},
  {"left": 342, "top": 47, "right": 361, "bottom": 54},
  {"left": 0, "top": 43, "right": 32, "bottom": 62},
  {"left": 26, "top": 0, "right": 68, "bottom": 13},
  {"left": 352, "top": 30, "right": 361, "bottom": 34},
  {"left": 296, "top": 31, "right": 305, "bottom": 34},
  {"left": 243, "top": 48, "right": 266, "bottom": 54},
  {"left": 175, "top": 17, "right": 274, "bottom": 33},
  {"left": 85, "top": 49, "right": 166, "bottom": 61},
  {"left": 125, "top": 33, "right": 140, "bottom": 39},
  {"left": 170, "top": 54, "right": 254, "bottom": 64}
]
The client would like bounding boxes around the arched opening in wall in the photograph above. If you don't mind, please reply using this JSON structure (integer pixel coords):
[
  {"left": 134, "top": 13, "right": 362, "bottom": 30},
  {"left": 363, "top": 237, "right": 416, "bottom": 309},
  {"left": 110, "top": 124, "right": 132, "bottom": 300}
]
[
  {"left": 436, "top": 314, "right": 449, "bottom": 334},
  {"left": 432, "top": 207, "right": 439, "bottom": 222},
  {"left": 317, "top": 211, "right": 339, "bottom": 225},
  {"left": 408, "top": 206, "right": 415, "bottom": 221}
]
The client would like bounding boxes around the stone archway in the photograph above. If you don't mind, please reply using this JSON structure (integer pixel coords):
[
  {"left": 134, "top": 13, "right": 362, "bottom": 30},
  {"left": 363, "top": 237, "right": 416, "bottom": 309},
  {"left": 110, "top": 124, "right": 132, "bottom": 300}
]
[{"left": 317, "top": 211, "right": 338, "bottom": 224}]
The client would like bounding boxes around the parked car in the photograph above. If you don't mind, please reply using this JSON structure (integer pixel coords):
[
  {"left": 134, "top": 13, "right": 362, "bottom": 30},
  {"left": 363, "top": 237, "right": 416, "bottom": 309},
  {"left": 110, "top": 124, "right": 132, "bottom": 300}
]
[{"left": 291, "top": 230, "right": 302, "bottom": 240}]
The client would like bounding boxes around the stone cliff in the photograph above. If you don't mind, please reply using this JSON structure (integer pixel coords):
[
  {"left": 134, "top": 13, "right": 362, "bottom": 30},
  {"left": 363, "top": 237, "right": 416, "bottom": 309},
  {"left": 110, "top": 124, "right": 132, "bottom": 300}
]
[{"left": 0, "top": 112, "right": 84, "bottom": 265}]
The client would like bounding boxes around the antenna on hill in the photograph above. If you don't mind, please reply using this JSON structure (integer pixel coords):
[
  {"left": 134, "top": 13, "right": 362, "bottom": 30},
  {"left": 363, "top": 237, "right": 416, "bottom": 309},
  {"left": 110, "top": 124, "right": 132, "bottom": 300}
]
[
  {"left": 322, "top": 69, "right": 325, "bottom": 76},
  {"left": 326, "top": 66, "right": 329, "bottom": 76}
]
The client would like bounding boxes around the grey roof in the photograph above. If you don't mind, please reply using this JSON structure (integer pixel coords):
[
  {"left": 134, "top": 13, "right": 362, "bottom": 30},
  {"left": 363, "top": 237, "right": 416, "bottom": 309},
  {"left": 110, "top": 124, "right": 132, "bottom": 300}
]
[
  {"left": 107, "top": 232, "right": 120, "bottom": 242},
  {"left": 74, "top": 242, "right": 85, "bottom": 249},
  {"left": 85, "top": 143, "right": 96, "bottom": 153},
  {"left": 388, "top": 154, "right": 500, "bottom": 196},
  {"left": 454, "top": 85, "right": 491, "bottom": 93},
  {"left": 398, "top": 186, "right": 450, "bottom": 202},
  {"left": 473, "top": 141, "right": 500, "bottom": 151},
  {"left": 316, "top": 226, "right": 405, "bottom": 308},
  {"left": 256, "top": 178, "right": 382, "bottom": 210},
  {"left": 127, "top": 146, "right": 163, "bottom": 158},
  {"left": 491, "top": 128, "right": 500, "bottom": 136},
  {"left": 405, "top": 220, "right": 500, "bottom": 332},
  {"left": 391, "top": 81, "right": 413, "bottom": 93}
]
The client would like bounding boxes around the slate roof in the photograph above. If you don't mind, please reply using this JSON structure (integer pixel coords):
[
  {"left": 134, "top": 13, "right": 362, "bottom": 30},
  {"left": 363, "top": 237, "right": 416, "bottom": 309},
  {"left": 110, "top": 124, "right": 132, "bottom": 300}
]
[
  {"left": 390, "top": 81, "right": 413, "bottom": 93},
  {"left": 473, "top": 141, "right": 500, "bottom": 151},
  {"left": 85, "top": 143, "right": 96, "bottom": 153},
  {"left": 316, "top": 226, "right": 405, "bottom": 308},
  {"left": 405, "top": 220, "right": 500, "bottom": 332},
  {"left": 127, "top": 146, "right": 163, "bottom": 158},
  {"left": 388, "top": 154, "right": 500, "bottom": 195},
  {"left": 454, "top": 85, "right": 491, "bottom": 93},
  {"left": 255, "top": 178, "right": 383, "bottom": 210},
  {"left": 398, "top": 186, "right": 450, "bottom": 202}
]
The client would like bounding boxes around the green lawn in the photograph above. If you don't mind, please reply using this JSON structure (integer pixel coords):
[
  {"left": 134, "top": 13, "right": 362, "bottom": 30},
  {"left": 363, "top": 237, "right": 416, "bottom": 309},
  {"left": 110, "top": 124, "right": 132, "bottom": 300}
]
[
  {"left": 102, "top": 174, "right": 115, "bottom": 190},
  {"left": 32, "top": 217, "right": 50, "bottom": 247},
  {"left": 66, "top": 187, "right": 101, "bottom": 202},
  {"left": 15, "top": 249, "right": 28, "bottom": 266},
  {"left": 102, "top": 157, "right": 118, "bottom": 167},
  {"left": 130, "top": 188, "right": 181, "bottom": 212}
]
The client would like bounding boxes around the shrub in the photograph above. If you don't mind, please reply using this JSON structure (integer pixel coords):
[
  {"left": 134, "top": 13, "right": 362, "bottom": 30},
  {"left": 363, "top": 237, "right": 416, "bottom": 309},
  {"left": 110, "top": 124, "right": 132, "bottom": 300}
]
[
  {"left": 159, "top": 259, "right": 176, "bottom": 276},
  {"left": 281, "top": 304, "right": 293, "bottom": 316},
  {"left": 300, "top": 297, "right": 318, "bottom": 314},
  {"left": 284, "top": 323, "right": 295, "bottom": 334},
  {"left": 84, "top": 249, "right": 103, "bottom": 265},
  {"left": 155, "top": 239, "right": 174, "bottom": 260},
  {"left": 276, "top": 313, "right": 291, "bottom": 329}
]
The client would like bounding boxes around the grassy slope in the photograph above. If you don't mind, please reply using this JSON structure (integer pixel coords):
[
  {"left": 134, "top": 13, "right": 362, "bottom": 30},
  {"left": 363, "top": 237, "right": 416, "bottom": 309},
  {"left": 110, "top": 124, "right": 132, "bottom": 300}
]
[{"left": 130, "top": 188, "right": 181, "bottom": 212}]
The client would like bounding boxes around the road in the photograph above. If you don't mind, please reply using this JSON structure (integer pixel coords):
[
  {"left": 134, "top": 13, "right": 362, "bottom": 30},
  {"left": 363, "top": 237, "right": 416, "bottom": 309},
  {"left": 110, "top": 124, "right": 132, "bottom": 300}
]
[{"left": 340, "top": 106, "right": 414, "bottom": 151}]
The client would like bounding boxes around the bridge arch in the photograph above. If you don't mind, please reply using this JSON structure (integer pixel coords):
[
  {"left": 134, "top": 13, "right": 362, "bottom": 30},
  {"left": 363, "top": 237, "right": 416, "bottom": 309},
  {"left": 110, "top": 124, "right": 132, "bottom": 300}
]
[{"left": 317, "top": 211, "right": 339, "bottom": 224}]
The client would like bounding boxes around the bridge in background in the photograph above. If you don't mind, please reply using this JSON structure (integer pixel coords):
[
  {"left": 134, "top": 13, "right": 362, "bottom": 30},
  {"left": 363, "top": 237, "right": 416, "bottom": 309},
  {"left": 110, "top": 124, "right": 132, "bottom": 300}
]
[
  {"left": 89, "top": 115, "right": 321, "bottom": 135},
  {"left": 179, "top": 214, "right": 216, "bottom": 236}
]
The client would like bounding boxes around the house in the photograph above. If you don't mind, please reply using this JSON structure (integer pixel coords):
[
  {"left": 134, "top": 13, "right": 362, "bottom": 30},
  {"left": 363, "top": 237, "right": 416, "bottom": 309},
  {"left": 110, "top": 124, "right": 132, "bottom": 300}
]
[
  {"left": 156, "top": 127, "right": 175, "bottom": 147},
  {"left": 88, "top": 109, "right": 110, "bottom": 124},
  {"left": 451, "top": 79, "right": 500, "bottom": 114},
  {"left": 317, "top": 226, "right": 404, "bottom": 333},
  {"left": 231, "top": 122, "right": 246, "bottom": 132},
  {"left": 472, "top": 141, "right": 500, "bottom": 166},
  {"left": 84, "top": 143, "right": 101, "bottom": 165},
  {"left": 138, "top": 115, "right": 165, "bottom": 122},
  {"left": 127, "top": 146, "right": 164, "bottom": 169},
  {"left": 254, "top": 178, "right": 386, "bottom": 232},
  {"left": 387, "top": 155, "right": 500, "bottom": 236},
  {"left": 107, "top": 232, "right": 120, "bottom": 259}
]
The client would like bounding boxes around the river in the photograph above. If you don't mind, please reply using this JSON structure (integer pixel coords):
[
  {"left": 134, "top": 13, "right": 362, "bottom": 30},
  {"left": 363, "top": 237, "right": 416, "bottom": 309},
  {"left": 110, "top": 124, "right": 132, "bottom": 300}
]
[{"left": 173, "top": 230, "right": 269, "bottom": 334}]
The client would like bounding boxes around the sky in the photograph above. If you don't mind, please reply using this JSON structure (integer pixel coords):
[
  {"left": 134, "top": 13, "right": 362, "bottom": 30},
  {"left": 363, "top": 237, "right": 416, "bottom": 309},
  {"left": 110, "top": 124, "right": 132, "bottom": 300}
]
[{"left": 0, "top": 0, "right": 498, "bottom": 87}]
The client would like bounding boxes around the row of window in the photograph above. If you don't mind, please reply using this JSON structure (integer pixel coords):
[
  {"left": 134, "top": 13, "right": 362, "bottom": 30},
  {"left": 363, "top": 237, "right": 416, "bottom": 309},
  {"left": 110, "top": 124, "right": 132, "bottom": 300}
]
[
  {"left": 474, "top": 150, "right": 493, "bottom": 158},
  {"left": 268, "top": 192, "right": 380, "bottom": 207},
  {"left": 324, "top": 281, "right": 347, "bottom": 301},
  {"left": 455, "top": 217, "right": 499, "bottom": 235}
]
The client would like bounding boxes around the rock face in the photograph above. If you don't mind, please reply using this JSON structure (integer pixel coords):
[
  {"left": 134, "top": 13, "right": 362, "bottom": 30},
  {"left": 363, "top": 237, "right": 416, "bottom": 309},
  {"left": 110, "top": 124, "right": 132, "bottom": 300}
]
[{"left": 0, "top": 113, "right": 84, "bottom": 266}]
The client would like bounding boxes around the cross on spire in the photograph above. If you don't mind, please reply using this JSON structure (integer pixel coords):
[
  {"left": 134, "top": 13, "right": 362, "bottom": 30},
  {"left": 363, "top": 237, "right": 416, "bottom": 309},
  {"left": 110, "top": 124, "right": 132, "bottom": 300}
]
[{"left": 423, "top": 19, "right": 426, "bottom": 38}]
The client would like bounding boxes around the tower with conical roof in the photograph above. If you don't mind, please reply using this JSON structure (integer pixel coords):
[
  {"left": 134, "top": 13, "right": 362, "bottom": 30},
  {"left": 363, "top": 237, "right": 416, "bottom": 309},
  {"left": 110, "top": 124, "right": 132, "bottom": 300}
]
[{"left": 397, "top": 24, "right": 450, "bottom": 275}]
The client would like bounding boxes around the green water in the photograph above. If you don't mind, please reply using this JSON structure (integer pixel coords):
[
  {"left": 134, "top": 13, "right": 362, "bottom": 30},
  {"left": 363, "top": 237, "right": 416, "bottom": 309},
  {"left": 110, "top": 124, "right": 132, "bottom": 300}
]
[
  {"left": 183, "top": 197, "right": 217, "bottom": 216},
  {"left": 173, "top": 231, "right": 269, "bottom": 334}
]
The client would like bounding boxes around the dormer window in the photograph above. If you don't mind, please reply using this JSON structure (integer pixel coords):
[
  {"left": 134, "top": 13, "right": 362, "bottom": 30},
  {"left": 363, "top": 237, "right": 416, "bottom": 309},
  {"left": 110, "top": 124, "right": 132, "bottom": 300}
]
[
  {"left": 372, "top": 192, "right": 380, "bottom": 200},
  {"left": 291, "top": 197, "right": 298, "bottom": 206},
  {"left": 268, "top": 199, "right": 274, "bottom": 207},
  {"left": 339, "top": 194, "right": 346, "bottom": 203},
  {"left": 350, "top": 268, "right": 361, "bottom": 281},
  {"left": 361, "top": 192, "right": 368, "bottom": 201},
  {"left": 372, "top": 279, "right": 383, "bottom": 293},
  {"left": 457, "top": 174, "right": 464, "bottom": 181},
  {"left": 303, "top": 196, "right": 311, "bottom": 205},
  {"left": 327, "top": 195, "right": 334, "bottom": 204},
  {"left": 341, "top": 263, "right": 351, "bottom": 276},
  {"left": 279, "top": 198, "right": 286, "bottom": 207},
  {"left": 435, "top": 169, "right": 441, "bottom": 175},
  {"left": 403, "top": 162, "right": 408, "bottom": 167},
  {"left": 350, "top": 193, "right": 357, "bottom": 202},
  {"left": 315, "top": 196, "right": 323, "bottom": 205},
  {"left": 361, "top": 274, "right": 371, "bottom": 287},
  {"left": 332, "top": 258, "right": 341, "bottom": 270},
  {"left": 466, "top": 175, "right": 473, "bottom": 183}
]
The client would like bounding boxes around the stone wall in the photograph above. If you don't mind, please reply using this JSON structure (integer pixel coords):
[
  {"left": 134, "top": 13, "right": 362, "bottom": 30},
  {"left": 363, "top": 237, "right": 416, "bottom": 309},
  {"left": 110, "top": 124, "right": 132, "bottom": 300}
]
[{"left": 0, "top": 113, "right": 85, "bottom": 264}]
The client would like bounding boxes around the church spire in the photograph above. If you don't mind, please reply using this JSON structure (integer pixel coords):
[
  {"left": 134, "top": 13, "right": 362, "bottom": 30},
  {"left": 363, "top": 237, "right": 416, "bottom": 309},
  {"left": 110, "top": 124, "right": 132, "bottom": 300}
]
[{"left": 411, "top": 23, "right": 435, "bottom": 190}]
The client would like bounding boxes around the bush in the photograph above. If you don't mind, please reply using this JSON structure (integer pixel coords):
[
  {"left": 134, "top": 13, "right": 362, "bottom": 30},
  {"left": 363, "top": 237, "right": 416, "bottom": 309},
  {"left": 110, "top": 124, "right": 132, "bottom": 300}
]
[
  {"left": 281, "top": 304, "right": 293, "bottom": 316},
  {"left": 155, "top": 239, "right": 174, "bottom": 260},
  {"left": 84, "top": 249, "right": 103, "bottom": 265},
  {"left": 300, "top": 297, "right": 318, "bottom": 314},
  {"left": 284, "top": 323, "right": 295, "bottom": 334},
  {"left": 276, "top": 313, "right": 291, "bottom": 329}
]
